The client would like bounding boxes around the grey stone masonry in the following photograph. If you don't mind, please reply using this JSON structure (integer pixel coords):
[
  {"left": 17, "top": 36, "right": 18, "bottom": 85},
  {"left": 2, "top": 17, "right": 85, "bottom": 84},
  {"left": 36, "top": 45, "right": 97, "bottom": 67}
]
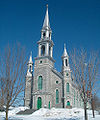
[
  {"left": 24, "top": 76, "right": 32, "bottom": 108},
  {"left": 24, "top": 5, "right": 90, "bottom": 110}
]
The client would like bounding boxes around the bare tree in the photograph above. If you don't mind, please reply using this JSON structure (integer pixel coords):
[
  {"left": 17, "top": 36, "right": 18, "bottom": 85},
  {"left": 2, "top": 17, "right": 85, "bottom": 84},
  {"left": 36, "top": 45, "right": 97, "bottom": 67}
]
[
  {"left": 93, "top": 95, "right": 100, "bottom": 111},
  {"left": 0, "top": 77, "right": 5, "bottom": 111},
  {"left": 0, "top": 44, "right": 27, "bottom": 120},
  {"left": 88, "top": 52, "right": 100, "bottom": 118},
  {"left": 70, "top": 49, "right": 100, "bottom": 120}
]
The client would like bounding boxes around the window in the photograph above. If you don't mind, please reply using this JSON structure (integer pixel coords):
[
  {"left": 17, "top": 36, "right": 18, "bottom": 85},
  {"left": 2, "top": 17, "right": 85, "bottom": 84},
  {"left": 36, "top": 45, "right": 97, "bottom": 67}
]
[
  {"left": 49, "top": 33, "right": 51, "bottom": 38},
  {"left": 49, "top": 46, "right": 51, "bottom": 56},
  {"left": 80, "top": 98, "right": 81, "bottom": 107},
  {"left": 40, "top": 61, "right": 42, "bottom": 64},
  {"left": 43, "top": 32, "right": 46, "bottom": 37},
  {"left": 29, "top": 66, "right": 31, "bottom": 72},
  {"left": 62, "top": 60, "right": 64, "bottom": 66},
  {"left": 38, "top": 76, "right": 43, "bottom": 90},
  {"left": 66, "top": 73, "right": 69, "bottom": 76},
  {"left": 41, "top": 45, "right": 45, "bottom": 56},
  {"left": 74, "top": 90, "right": 75, "bottom": 105},
  {"left": 66, "top": 59, "right": 68, "bottom": 66},
  {"left": 56, "top": 81, "right": 58, "bottom": 84},
  {"left": 66, "top": 83, "right": 69, "bottom": 92},
  {"left": 77, "top": 92, "right": 78, "bottom": 107},
  {"left": 56, "top": 89, "right": 59, "bottom": 104}
]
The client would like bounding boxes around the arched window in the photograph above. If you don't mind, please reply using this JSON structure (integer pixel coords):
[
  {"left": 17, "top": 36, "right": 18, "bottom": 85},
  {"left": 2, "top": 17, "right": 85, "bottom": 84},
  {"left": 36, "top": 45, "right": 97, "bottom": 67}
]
[
  {"left": 41, "top": 45, "right": 45, "bottom": 56},
  {"left": 49, "top": 46, "right": 51, "bottom": 56},
  {"left": 56, "top": 89, "right": 59, "bottom": 104},
  {"left": 43, "top": 32, "right": 46, "bottom": 37},
  {"left": 38, "top": 76, "right": 43, "bottom": 90},
  {"left": 66, "top": 59, "right": 68, "bottom": 66},
  {"left": 62, "top": 60, "right": 64, "bottom": 66},
  {"left": 77, "top": 93, "right": 78, "bottom": 107},
  {"left": 80, "top": 97, "right": 81, "bottom": 107},
  {"left": 29, "top": 66, "right": 31, "bottom": 72},
  {"left": 66, "top": 83, "right": 70, "bottom": 92},
  {"left": 74, "top": 90, "right": 75, "bottom": 105},
  {"left": 49, "top": 33, "right": 51, "bottom": 38}
]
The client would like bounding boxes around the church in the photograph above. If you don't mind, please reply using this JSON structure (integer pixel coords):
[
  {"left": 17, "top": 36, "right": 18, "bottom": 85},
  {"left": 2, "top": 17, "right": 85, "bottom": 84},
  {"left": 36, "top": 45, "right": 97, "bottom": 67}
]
[{"left": 24, "top": 5, "right": 83, "bottom": 109}]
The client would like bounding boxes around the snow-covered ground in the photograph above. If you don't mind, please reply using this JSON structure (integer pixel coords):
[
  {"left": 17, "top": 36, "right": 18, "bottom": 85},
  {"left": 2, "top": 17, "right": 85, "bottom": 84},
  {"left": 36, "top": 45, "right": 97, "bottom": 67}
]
[{"left": 0, "top": 107, "right": 100, "bottom": 120}]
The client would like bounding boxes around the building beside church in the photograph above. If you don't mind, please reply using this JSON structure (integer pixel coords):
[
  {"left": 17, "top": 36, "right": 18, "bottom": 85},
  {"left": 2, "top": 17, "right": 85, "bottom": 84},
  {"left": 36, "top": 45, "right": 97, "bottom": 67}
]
[{"left": 24, "top": 5, "right": 83, "bottom": 109}]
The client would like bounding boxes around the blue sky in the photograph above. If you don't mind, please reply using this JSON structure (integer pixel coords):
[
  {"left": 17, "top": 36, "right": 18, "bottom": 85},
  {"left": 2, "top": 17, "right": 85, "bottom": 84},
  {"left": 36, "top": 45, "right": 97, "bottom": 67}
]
[{"left": 0, "top": 0, "right": 100, "bottom": 97}]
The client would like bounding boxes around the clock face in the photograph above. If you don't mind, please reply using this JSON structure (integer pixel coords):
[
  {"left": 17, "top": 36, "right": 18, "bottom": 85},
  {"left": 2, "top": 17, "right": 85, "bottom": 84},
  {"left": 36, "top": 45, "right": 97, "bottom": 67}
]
[{"left": 66, "top": 73, "right": 69, "bottom": 76}]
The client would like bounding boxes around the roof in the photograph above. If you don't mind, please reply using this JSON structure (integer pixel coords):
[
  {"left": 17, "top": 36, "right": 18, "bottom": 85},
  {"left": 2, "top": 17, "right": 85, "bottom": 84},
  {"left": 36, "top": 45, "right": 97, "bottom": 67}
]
[{"left": 42, "top": 4, "right": 51, "bottom": 30}]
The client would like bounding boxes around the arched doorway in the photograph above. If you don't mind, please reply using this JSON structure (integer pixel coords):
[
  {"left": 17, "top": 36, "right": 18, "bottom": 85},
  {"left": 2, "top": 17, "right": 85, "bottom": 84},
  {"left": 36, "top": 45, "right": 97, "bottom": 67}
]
[
  {"left": 37, "top": 97, "right": 42, "bottom": 109},
  {"left": 67, "top": 101, "right": 70, "bottom": 106},
  {"left": 48, "top": 101, "right": 50, "bottom": 109}
]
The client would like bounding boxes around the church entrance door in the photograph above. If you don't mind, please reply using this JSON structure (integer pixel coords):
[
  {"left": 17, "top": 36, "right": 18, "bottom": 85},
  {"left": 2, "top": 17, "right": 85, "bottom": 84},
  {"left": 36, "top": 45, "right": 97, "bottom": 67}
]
[
  {"left": 37, "top": 97, "right": 42, "bottom": 109},
  {"left": 48, "top": 101, "right": 50, "bottom": 109},
  {"left": 67, "top": 101, "right": 70, "bottom": 106}
]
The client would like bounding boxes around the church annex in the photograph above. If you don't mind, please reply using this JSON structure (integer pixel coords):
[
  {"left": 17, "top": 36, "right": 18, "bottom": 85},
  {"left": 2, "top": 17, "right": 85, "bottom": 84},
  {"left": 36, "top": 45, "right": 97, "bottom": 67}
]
[{"left": 24, "top": 5, "right": 83, "bottom": 109}]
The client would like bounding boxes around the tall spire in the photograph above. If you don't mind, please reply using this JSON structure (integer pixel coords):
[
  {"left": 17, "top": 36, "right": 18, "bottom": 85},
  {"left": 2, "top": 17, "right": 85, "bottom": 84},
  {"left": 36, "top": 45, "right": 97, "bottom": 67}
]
[
  {"left": 26, "top": 51, "right": 33, "bottom": 77},
  {"left": 43, "top": 4, "right": 50, "bottom": 29},
  {"left": 28, "top": 51, "right": 33, "bottom": 64},
  {"left": 63, "top": 44, "right": 68, "bottom": 57}
]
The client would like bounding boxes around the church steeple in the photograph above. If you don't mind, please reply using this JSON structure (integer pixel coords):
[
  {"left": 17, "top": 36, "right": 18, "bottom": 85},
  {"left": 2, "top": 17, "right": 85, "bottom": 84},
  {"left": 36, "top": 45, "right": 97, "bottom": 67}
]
[
  {"left": 63, "top": 44, "right": 68, "bottom": 57},
  {"left": 37, "top": 5, "right": 53, "bottom": 58},
  {"left": 26, "top": 52, "right": 33, "bottom": 77},
  {"left": 62, "top": 44, "right": 70, "bottom": 71},
  {"left": 41, "top": 4, "right": 52, "bottom": 40},
  {"left": 28, "top": 51, "right": 33, "bottom": 64},
  {"left": 42, "top": 4, "right": 50, "bottom": 29},
  {"left": 25, "top": 52, "right": 33, "bottom": 108}
]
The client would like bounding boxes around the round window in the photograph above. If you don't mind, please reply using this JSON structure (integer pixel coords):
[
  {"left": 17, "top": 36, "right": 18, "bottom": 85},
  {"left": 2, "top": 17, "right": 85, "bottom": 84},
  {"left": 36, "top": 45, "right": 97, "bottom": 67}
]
[
  {"left": 66, "top": 73, "right": 69, "bottom": 76},
  {"left": 40, "top": 61, "right": 42, "bottom": 63}
]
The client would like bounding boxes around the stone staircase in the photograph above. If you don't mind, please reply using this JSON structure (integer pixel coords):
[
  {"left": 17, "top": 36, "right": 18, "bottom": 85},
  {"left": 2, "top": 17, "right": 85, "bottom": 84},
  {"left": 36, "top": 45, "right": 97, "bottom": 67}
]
[{"left": 16, "top": 109, "right": 37, "bottom": 115}]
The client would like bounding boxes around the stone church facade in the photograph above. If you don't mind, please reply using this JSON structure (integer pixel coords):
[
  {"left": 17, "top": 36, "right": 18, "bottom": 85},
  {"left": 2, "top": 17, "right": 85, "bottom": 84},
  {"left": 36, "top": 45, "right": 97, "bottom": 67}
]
[{"left": 24, "top": 5, "right": 83, "bottom": 109}]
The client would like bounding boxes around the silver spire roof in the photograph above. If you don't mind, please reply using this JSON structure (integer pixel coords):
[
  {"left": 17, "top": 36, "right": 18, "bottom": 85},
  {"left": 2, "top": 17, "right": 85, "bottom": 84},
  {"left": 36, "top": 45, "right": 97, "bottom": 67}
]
[
  {"left": 43, "top": 4, "right": 50, "bottom": 29},
  {"left": 63, "top": 44, "right": 68, "bottom": 57},
  {"left": 28, "top": 51, "right": 33, "bottom": 64}
]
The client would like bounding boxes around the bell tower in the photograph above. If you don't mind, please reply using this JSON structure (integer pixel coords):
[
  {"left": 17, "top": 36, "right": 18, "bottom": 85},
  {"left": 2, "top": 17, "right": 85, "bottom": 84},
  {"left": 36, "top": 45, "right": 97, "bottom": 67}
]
[
  {"left": 62, "top": 44, "right": 72, "bottom": 108},
  {"left": 33, "top": 5, "right": 55, "bottom": 109},
  {"left": 62, "top": 44, "right": 70, "bottom": 74},
  {"left": 25, "top": 52, "right": 33, "bottom": 108},
  {"left": 38, "top": 4, "right": 53, "bottom": 58}
]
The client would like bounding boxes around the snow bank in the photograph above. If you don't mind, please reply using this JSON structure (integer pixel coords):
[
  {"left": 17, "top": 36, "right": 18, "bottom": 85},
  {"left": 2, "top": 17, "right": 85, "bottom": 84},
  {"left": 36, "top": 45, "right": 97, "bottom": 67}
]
[
  {"left": 31, "top": 107, "right": 100, "bottom": 119},
  {"left": 32, "top": 108, "right": 49, "bottom": 116},
  {"left": 0, "top": 106, "right": 29, "bottom": 116},
  {"left": 1, "top": 107, "right": 100, "bottom": 120},
  {"left": 32, "top": 107, "right": 82, "bottom": 118},
  {"left": 8, "top": 106, "right": 29, "bottom": 116}
]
